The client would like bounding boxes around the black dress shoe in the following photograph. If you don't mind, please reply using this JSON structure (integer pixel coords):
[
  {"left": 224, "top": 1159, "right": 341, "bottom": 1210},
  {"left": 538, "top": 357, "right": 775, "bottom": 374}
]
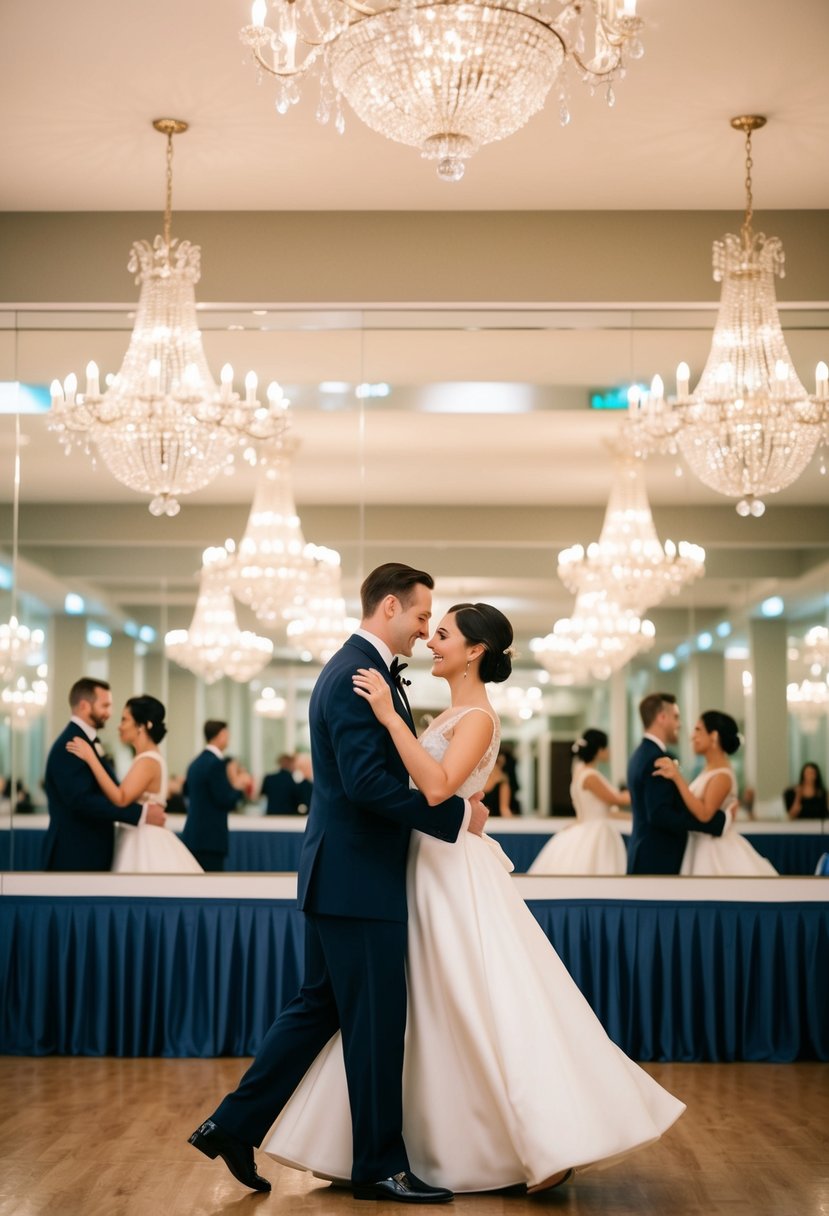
[
  {"left": 188, "top": 1119, "right": 271, "bottom": 1193},
  {"left": 353, "top": 1171, "right": 453, "bottom": 1203}
]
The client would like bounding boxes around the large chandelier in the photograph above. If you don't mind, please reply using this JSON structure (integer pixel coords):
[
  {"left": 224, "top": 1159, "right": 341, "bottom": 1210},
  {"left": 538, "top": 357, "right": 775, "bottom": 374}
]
[
  {"left": 626, "top": 117, "right": 827, "bottom": 517},
  {"left": 557, "top": 456, "right": 704, "bottom": 614},
  {"left": 165, "top": 545, "right": 274, "bottom": 683},
  {"left": 0, "top": 617, "right": 45, "bottom": 683},
  {"left": 230, "top": 437, "right": 316, "bottom": 624},
  {"left": 2, "top": 668, "right": 49, "bottom": 731},
  {"left": 787, "top": 677, "right": 829, "bottom": 733},
  {"left": 285, "top": 544, "right": 359, "bottom": 662},
  {"left": 801, "top": 625, "right": 829, "bottom": 677},
  {"left": 49, "top": 119, "right": 290, "bottom": 516},
  {"left": 531, "top": 590, "right": 655, "bottom": 682},
  {"left": 241, "top": 0, "right": 644, "bottom": 181}
]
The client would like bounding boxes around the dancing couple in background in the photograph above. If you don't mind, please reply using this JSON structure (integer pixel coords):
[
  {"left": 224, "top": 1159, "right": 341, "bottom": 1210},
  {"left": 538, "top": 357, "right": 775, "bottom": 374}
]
[{"left": 190, "top": 563, "right": 684, "bottom": 1202}]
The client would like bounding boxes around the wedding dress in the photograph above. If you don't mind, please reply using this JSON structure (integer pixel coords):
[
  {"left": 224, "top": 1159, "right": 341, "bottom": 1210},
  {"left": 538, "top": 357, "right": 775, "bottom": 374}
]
[
  {"left": 112, "top": 749, "right": 203, "bottom": 873},
  {"left": 528, "top": 762, "right": 627, "bottom": 875},
  {"left": 680, "top": 768, "right": 777, "bottom": 876},
  {"left": 264, "top": 707, "right": 684, "bottom": 1191}
]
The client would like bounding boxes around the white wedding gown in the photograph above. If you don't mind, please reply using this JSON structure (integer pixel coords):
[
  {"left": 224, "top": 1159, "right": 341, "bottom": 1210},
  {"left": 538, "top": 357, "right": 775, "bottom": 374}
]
[
  {"left": 528, "top": 762, "right": 628, "bottom": 875},
  {"left": 680, "top": 768, "right": 777, "bottom": 877},
  {"left": 112, "top": 749, "right": 203, "bottom": 874},
  {"left": 264, "top": 707, "right": 684, "bottom": 1191}
]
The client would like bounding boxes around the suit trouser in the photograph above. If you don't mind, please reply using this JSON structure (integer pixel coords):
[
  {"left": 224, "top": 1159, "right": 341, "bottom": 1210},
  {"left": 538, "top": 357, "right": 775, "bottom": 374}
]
[{"left": 211, "top": 911, "right": 409, "bottom": 1183}]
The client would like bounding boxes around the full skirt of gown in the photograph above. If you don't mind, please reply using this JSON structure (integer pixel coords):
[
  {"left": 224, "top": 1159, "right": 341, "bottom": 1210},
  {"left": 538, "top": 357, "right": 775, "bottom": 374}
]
[
  {"left": 681, "top": 826, "right": 777, "bottom": 876},
  {"left": 528, "top": 819, "right": 627, "bottom": 876},
  {"left": 263, "top": 829, "right": 684, "bottom": 1191},
  {"left": 113, "top": 823, "right": 203, "bottom": 873}
]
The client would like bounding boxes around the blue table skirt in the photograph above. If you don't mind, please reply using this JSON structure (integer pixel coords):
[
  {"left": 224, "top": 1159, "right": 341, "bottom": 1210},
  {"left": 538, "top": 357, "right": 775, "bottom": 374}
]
[
  {"left": 1, "top": 894, "right": 826, "bottom": 1062},
  {"left": 2, "top": 827, "right": 826, "bottom": 875}
]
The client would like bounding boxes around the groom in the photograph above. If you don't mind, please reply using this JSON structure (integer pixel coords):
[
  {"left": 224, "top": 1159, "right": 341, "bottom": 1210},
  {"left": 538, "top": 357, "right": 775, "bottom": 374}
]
[
  {"left": 190, "top": 562, "right": 487, "bottom": 1202},
  {"left": 627, "top": 691, "right": 727, "bottom": 874}
]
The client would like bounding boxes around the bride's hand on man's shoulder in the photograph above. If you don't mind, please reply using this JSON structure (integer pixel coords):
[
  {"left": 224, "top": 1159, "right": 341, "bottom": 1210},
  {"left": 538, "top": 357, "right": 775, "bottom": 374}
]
[
  {"left": 66, "top": 737, "right": 94, "bottom": 764},
  {"left": 652, "top": 756, "right": 679, "bottom": 781},
  {"left": 352, "top": 667, "right": 396, "bottom": 725}
]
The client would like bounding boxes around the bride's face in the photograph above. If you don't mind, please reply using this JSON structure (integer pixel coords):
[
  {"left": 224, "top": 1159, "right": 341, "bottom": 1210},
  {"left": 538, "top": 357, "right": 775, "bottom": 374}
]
[
  {"left": 118, "top": 706, "right": 139, "bottom": 746},
  {"left": 428, "top": 613, "right": 475, "bottom": 680},
  {"left": 691, "top": 719, "right": 712, "bottom": 755}
]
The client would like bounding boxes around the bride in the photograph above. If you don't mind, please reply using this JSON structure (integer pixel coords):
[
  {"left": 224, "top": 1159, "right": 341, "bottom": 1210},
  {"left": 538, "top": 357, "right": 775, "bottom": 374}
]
[
  {"left": 66, "top": 694, "right": 202, "bottom": 873},
  {"left": 263, "top": 602, "right": 684, "bottom": 1193}
]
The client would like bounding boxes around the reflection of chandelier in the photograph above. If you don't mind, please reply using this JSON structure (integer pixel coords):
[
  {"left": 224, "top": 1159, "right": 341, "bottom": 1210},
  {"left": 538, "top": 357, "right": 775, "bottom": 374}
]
[
  {"left": 802, "top": 626, "right": 829, "bottom": 677},
  {"left": 253, "top": 686, "right": 288, "bottom": 717},
  {"left": 531, "top": 590, "right": 655, "bottom": 682},
  {"left": 0, "top": 617, "right": 45, "bottom": 683},
  {"left": 230, "top": 438, "right": 314, "bottom": 624},
  {"left": 242, "top": 0, "right": 644, "bottom": 181},
  {"left": 286, "top": 545, "right": 359, "bottom": 662},
  {"left": 557, "top": 457, "right": 705, "bottom": 614},
  {"left": 626, "top": 117, "right": 827, "bottom": 516},
  {"left": 488, "top": 683, "right": 544, "bottom": 721},
  {"left": 49, "top": 119, "right": 290, "bottom": 516},
  {"left": 787, "top": 678, "right": 829, "bottom": 733},
  {"left": 2, "top": 669, "right": 49, "bottom": 731},
  {"left": 165, "top": 545, "right": 274, "bottom": 683}
]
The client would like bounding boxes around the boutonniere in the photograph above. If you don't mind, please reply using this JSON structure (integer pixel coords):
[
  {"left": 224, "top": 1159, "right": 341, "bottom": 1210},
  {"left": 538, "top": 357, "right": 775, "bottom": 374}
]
[{"left": 94, "top": 740, "right": 105, "bottom": 758}]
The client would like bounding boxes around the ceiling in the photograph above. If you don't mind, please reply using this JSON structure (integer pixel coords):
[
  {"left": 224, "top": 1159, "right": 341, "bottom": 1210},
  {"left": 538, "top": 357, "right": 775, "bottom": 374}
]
[{"left": 1, "top": 0, "right": 828, "bottom": 685}]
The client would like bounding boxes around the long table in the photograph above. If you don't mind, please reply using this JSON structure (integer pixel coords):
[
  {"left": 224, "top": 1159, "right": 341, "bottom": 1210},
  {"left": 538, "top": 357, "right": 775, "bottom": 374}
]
[
  {"left": 2, "top": 814, "right": 827, "bottom": 875},
  {"left": 1, "top": 873, "right": 826, "bottom": 1064}
]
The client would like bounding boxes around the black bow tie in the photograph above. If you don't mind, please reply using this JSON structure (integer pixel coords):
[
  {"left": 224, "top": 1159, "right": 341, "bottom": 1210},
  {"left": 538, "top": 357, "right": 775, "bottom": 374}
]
[{"left": 389, "top": 658, "right": 411, "bottom": 688}]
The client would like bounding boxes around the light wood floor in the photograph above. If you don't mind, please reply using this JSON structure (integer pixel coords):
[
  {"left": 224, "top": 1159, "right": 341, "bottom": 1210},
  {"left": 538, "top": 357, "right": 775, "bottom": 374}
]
[{"left": 0, "top": 1057, "right": 826, "bottom": 1216}]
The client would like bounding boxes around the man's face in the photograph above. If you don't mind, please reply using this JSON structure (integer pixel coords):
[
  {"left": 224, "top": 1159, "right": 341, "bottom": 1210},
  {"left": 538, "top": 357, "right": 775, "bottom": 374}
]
[
  {"left": 659, "top": 702, "right": 681, "bottom": 746},
  {"left": 214, "top": 728, "right": 229, "bottom": 753},
  {"left": 389, "top": 583, "right": 433, "bottom": 657},
  {"left": 85, "top": 688, "right": 112, "bottom": 731}
]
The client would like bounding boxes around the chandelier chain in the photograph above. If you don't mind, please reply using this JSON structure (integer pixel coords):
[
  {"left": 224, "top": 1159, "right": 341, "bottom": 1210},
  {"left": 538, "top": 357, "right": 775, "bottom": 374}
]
[
  {"left": 742, "top": 126, "right": 755, "bottom": 246},
  {"left": 164, "top": 128, "right": 174, "bottom": 252}
]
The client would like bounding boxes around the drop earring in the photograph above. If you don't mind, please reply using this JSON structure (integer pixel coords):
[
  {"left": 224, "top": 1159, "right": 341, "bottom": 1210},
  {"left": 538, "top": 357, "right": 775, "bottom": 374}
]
[{"left": 464, "top": 660, "right": 470, "bottom": 679}]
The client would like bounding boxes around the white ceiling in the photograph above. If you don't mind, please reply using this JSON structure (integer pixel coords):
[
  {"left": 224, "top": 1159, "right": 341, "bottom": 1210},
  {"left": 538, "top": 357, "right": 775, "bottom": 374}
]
[{"left": 1, "top": 0, "right": 829, "bottom": 211}]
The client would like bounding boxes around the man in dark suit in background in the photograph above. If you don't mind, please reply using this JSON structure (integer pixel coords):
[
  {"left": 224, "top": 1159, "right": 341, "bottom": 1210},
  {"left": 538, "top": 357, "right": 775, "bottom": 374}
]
[
  {"left": 182, "top": 720, "right": 245, "bottom": 871},
  {"left": 43, "top": 676, "right": 166, "bottom": 870},
  {"left": 260, "top": 753, "right": 301, "bottom": 815},
  {"left": 627, "top": 691, "right": 728, "bottom": 874},
  {"left": 190, "top": 562, "right": 488, "bottom": 1202}
]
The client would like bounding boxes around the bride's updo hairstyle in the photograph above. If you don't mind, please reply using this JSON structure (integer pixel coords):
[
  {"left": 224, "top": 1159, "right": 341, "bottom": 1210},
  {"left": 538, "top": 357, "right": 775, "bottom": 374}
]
[
  {"left": 572, "top": 729, "right": 608, "bottom": 764},
  {"left": 126, "top": 694, "right": 168, "bottom": 744},
  {"left": 449, "top": 603, "right": 513, "bottom": 684},
  {"left": 700, "top": 709, "right": 740, "bottom": 755}
]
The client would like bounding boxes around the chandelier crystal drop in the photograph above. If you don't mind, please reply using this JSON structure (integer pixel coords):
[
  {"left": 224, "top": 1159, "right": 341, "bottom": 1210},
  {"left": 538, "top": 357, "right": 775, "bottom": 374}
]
[
  {"left": 557, "top": 457, "right": 705, "bottom": 614},
  {"left": 165, "top": 544, "right": 274, "bottom": 684},
  {"left": 531, "top": 590, "right": 655, "bottom": 682},
  {"left": 48, "top": 119, "right": 291, "bottom": 516},
  {"left": 625, "top": 117, "right": 827, "bottom": 515},
  {"left": 241, "top": 0, "right": 644, "bottom": 180},
  {"left": 285, "top": 544, "right": 359, "bottom": 662},
  {"left": 230, "top": 438, "right": 316, "bottom": 624}
]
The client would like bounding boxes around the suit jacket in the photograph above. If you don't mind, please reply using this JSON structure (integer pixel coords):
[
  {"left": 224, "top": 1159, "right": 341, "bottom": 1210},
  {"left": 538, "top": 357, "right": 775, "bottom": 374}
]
[
  {"left": 626, "top": 737, "right": 726, "bottom": 874},
  {"left": 297, "top": 633, "right": 466, "bottom": 922},
  {"left": 43, "top": 722, "right": 142, "bottom": 871},
  {"left": 181, "top": 750, "right": 243, "bottom": 856},
  {"left": 261, "top": 768, "right": 302, "bottom": 815}
]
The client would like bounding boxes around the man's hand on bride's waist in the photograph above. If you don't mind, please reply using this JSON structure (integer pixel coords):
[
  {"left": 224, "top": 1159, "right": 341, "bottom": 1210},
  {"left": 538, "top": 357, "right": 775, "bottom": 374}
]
[{"left": 467, "top": 792, "right": 488, "bottom": 836}]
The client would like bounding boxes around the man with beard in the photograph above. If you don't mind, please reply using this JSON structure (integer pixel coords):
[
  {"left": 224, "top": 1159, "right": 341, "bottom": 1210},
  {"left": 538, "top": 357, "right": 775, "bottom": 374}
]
[{"left": 43, "top": 676, "right": 166, "bottom": 870}]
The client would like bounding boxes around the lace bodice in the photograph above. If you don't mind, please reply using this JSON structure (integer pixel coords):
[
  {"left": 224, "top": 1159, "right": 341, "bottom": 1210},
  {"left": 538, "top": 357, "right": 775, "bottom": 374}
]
[{"left": 417, "top": 706, "right": 500, "bottom": 798}]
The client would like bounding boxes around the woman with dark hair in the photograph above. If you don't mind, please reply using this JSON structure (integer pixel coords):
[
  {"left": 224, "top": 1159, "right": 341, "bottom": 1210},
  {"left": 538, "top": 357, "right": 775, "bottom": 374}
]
[
  {"left": 653, "top": 710, "right": 776, "bottom": 876},
  {"left": 264, "top": 604, "right": 684, "bottom": 1193},
  {"left": 784, "top": 762, "right": 828, "bottom": 820},
  {"left": 66, "top": 694, "right": 202, "bottom": 872},
  {"left": 529, "top": 728, "right": 631, "bottom": 875}
]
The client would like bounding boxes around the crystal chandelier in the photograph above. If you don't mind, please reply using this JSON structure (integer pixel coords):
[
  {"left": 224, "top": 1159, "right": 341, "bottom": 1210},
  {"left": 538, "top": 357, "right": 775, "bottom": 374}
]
[
  {"left": 285, "top": 544, "right": 359, "bottom": 662},
  {"left": 241, "top": 0, "right": 644, "bottom": 181},
  {"left": 2, "top": 669, "right": 49, "bottom": 731},
  {"left": 230, "top": 437, "right": 316, "bottom": 624},
  {"left": 488, "top": 682, "right": 544, "bottom": 720},
  {"left": 802, "top": 625, "right": 829, "bottom": 677},
  {"left": 531, "top": 589, "right": 655, "bottom": 682},
  {"left": 48, "top": 119, "right": 291, "bottom": 516},
  {"left": 0, "top": 617, "right": 45, "bottom": 683},
  {"left": 253, "top": 686, "right": 288, "bottom": 717},
  {"left": 165, "top": 544, "right": 274, "bottom": 683},
  {"left": 626, "top": 116, "right": 827, "bottom": 516},
  {"left": 787, "top": 677, "right": 829, "bottom": 733},
  {"left": 557, "top": 456, "right": 705, "bottom": 614}
]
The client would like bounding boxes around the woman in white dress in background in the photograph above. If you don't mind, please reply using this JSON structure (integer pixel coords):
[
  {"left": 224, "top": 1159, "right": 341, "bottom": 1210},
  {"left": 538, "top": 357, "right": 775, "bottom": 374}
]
[
  {"left": 66, "top": 694, "right": 202, "bottom": 873},
  {"left": 654, "top": 710, "right": 777, "bottom": 877},
  {"left": 263, "top": 603, "right": 685, "bottom": 1194},
  {"left": 529, "top": 729, "right": 630, "bottom": 875}
]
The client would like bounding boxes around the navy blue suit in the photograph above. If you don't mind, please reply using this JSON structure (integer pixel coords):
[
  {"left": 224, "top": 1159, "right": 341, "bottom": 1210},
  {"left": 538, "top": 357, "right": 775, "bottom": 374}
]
[
  {"left": 212, "top": 634, "right": 466, "bottom": 1182},
  {"left": 261, "top": 768, "right": 301, "bottom": 815},
  {"left": 43, "top": 722, "right": 141, "bottom": 871},
  {"left": 626, "top": 737, "right": 726, "bottom": 874},
  {"left": 181, "top": 749, "right": 243, "bottom": 868}
]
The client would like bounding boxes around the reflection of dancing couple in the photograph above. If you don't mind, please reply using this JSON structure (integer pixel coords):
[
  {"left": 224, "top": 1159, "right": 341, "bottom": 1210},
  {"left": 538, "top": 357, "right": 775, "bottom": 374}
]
[{"left": 190, "top": 563, "right": 684, "bottom": 1203}]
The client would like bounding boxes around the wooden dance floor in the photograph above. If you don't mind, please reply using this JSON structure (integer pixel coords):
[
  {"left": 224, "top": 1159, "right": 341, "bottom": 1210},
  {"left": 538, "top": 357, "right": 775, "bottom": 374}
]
[{"left": 0, "top": 1057, "right": 825, "bottom": 1216}]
